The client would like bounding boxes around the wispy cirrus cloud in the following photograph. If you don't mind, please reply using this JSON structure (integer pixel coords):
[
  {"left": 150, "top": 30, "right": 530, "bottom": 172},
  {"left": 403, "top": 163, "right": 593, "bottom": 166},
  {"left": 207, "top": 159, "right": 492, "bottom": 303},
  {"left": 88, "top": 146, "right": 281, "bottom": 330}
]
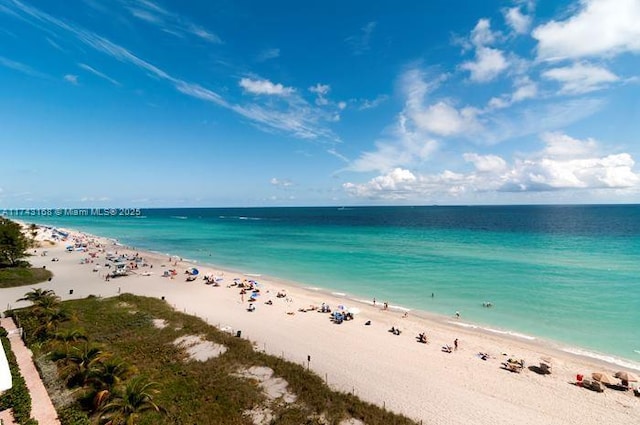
[
  {"left": 256, "top": 48, "right": 280, "bottom": 62},
  {"left": 78, "top": 63, "right": 121, "bottom": 86},
  {"left": 124, "top": 0, "right": 221, "bottom": 44},
  {"left": 358, "top": 94, "right": 389, "bottom": 110},
  {"left": 0, "top": 55, "right": 51, "bottom": 79},
  {"left": 541, "top": 62, "right": 619, "bottom": 94},
  {"left": 5, "top": 0, "right": 337, "bottom": 141},
  {"left": 345, "top": 21, "right": 376, "bottom": 55}
]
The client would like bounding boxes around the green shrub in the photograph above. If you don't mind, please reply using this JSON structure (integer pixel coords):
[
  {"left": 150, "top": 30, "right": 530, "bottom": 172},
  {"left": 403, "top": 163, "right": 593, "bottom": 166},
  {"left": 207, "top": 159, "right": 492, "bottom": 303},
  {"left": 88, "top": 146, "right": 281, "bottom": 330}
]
[
  {"left": 0, "top": 336, "right": 35, "bottom": 424},
  {"left": 57, "top": 405, "right": 91, "bottom": 425}
]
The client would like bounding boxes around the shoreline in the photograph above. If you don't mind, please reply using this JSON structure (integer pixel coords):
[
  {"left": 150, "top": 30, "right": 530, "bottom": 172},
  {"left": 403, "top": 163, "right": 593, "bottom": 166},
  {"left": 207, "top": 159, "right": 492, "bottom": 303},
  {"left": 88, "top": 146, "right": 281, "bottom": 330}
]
[
  {"left": 18, "top": 221, "right": 640, "bottom": 373},
  {"left": 26, "top": 218, "right": 640, "bottom": 369},
  {"left": 5, "top": 223, "right": 639, "bottom": 424},
  {"left": 111, "top": 237, "right": 640, "bottom": 373}
]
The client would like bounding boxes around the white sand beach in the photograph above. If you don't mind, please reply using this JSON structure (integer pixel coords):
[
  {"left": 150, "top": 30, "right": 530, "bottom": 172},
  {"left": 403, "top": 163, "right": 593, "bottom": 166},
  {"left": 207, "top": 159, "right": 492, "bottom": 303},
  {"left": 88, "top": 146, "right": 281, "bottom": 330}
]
[{"left": 2, "top": 226, "right": 638, "bottom": 425}]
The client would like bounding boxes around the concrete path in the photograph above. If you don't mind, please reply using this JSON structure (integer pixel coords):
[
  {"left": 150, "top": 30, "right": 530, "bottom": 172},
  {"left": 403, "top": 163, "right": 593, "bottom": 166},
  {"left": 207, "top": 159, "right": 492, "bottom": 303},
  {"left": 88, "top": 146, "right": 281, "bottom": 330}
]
[{"left": 0, "top": 318, "right": 60, "bottom": 425}]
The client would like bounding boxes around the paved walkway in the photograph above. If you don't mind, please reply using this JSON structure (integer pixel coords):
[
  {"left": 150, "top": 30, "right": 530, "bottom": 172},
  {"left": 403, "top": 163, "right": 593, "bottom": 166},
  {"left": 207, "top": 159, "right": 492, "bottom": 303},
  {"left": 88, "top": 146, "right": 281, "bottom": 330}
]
[{"left": 0, "top": 318, "right": 60, "bottom": 425}]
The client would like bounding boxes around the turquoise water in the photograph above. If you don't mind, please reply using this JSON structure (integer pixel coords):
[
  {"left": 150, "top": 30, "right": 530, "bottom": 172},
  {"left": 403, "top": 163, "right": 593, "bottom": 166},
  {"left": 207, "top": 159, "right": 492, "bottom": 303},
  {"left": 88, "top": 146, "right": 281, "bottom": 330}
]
[{"left": 23, "top": 206, "right": 640, "bottom": 367}]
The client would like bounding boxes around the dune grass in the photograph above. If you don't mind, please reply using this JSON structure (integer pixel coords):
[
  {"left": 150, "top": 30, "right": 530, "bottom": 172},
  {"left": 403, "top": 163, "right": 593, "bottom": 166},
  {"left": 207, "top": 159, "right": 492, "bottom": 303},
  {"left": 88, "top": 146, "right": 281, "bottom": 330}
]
[
  {"left": 16, "top": 294, "right": 418, "bottom": 425},
  {"left": 0, "top": 267, "right": 52, "bottom": 288}
]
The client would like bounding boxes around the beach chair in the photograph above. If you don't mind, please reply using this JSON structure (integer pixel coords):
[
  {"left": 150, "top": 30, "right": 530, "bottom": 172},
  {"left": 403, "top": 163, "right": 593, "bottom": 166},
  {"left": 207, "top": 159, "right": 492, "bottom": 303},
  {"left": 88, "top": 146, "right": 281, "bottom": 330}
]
[
  {"left": 581, "top": 379, "right": 604, "bottom": 393},
  {"left": 502, "top": 359, "right": 524, "bottom": 373}
]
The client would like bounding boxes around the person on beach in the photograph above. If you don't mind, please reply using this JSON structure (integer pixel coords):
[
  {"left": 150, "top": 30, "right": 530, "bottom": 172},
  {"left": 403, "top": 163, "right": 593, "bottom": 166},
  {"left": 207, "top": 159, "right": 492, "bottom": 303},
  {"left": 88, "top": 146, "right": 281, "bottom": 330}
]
[
  {"left": 373, "top": 298, "right": 376, "bottom": 306},
  {"left": 383, "top": 302, "right": 388, "bottom": 310},
  {"left": 454, "top": 338, "right": 459, "bottom": 351}
]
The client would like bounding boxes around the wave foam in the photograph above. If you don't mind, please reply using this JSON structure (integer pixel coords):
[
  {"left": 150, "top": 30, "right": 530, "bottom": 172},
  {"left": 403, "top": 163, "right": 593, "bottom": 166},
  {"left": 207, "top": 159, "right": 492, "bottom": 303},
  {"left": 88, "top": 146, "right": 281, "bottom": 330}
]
[
  {"left": 447, "top": 321, "right": 536, "bottom": 340},
  {"left": 562, "top": 347, "right": 640, "bottom": 371}
]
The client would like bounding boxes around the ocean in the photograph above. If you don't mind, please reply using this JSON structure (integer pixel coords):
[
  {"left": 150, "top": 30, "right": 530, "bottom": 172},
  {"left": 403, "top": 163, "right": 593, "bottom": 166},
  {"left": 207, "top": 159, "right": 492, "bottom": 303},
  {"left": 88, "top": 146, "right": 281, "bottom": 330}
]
[{"left": 24, "top": 205, "right": 640, "bottom": 369}]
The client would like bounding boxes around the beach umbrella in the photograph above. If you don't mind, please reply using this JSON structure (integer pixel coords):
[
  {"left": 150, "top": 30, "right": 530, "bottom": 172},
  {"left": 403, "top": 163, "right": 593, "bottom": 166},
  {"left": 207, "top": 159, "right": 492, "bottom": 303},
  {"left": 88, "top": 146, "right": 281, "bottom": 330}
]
[
  {"left": 190, "top": 268, "right": 199, "bottom": 276},
  {"left": 614, "top": 371, "right": 639, "bottom": 382},
  {"left": 592, "top": 372, "right": 615, "bottom": 385}
]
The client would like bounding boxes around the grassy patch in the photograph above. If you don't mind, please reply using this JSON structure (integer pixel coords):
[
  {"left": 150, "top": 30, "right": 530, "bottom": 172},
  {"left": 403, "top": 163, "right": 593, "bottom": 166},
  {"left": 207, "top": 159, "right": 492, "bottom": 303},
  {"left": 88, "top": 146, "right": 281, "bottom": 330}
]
[
  {"left": 0, "top": 267, "right": 53, "bottom": 288},
  {"left": 16, "top": 294, "right": 418, "bottom": 425}
]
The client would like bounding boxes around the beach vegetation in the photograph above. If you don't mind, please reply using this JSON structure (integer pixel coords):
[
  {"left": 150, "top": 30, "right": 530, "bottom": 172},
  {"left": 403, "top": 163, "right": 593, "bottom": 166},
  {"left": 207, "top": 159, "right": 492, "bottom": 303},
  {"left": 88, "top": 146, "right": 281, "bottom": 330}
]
[
  {"left": 11, "top": 292, "right": 418, "bottom": 425},
  {"left": 0, "top": 218, "right": 52, "bottom": 288},
  {"left": 0, "top": 334, "right": 38, "bottom": 424},
  {"left": 0, "top": 218, "right": 31, "bottom": 267},
  {"left": 0, "top": 267, "right": 52, "bottom": 288},
  {"left": 15, "top": 288, "right": 69, "bottom": 342}
]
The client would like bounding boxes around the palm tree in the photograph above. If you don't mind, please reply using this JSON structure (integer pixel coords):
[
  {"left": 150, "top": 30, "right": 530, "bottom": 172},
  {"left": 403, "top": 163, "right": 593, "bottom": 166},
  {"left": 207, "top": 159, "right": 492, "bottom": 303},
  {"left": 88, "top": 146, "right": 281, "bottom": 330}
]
[
  {"left": 47, "top": 327, "right": 88, "bottom": 354},
  {"left": 33, "top": 305, "right": 70, "bottom": 339},
  {"left": 84, "top": 359, "right": 137, "bottom": 413},
  {"left": 17, "top": 288, "right": 57, "bottom": 305},
  {"left": 98, "top": 376, "right": 165, "bottom": 425},
  {"left": 53, "top": 328, "right": 88, "bottom": 344},
  {"left": 51, "top": 342, "right": 109, "bottom": 388},
  {"left": 90, "top": 358, "right": 137, "bottom": 390}
]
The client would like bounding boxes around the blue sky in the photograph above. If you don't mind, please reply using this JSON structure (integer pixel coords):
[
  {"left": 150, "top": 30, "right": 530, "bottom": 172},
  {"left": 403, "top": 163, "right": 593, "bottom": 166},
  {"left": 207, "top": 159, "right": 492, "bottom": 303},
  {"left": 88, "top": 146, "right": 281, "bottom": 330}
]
[{"left": 1, "top": 0, "right": 639, "bottom": 207}]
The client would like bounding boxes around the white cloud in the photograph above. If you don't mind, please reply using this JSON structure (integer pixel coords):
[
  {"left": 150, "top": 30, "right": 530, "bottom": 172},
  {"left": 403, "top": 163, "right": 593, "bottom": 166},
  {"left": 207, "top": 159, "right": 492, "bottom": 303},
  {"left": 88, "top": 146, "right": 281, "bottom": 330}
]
[
  {"left": 343, "top": 168, "right": 417, "bottom": 199},
  {"left": 309, "top": 83, "right": 330, "bottom": 95},
  {"left": 309, "top": 83, "right": 331, "bottom": 105},
  {"left": 504, "top": 7, "right": 531, "bottom": 34},
  {"left": 239, "top": 78, "right": 294, "bottom": 96},
  {"left": 64, "top": 74, "right": 78, "bottom": 84},
  {"left": 539, "top": 132, "right": 598, "bottom": 159},
  {"left": 343, "top": 133, "right": 639, "bottom": 200},
  {"left": 461, "top": 46, "right": 509, "bottom": 82},
  {"left": 470, "top": 19, "right": 498, "bottom": 47},
  {"left": 541, "top": 62, "right": 619, "bottom": 94},
  {"left": 401, "top": 68, "right": 481, "bottom": 137},
  {"left": 413, "top": 101, "right": 481, "bottom": 136},
  {"left": 459, "top": 19, "right": 509, "bottom": 82},
  {"left": 348, "top": 113, "right": 438, "bottom": 173},
  {"left": 511, "top": 76, "right": 538, "bottom": 102},
  {"left": 270, "top": 178, "right": 293, "bottom": 188},
  {"left": 488, "top": 76, "right": 538, "bottom": 110},
  {"left": 463, "top": 153, "right": 508, "bottom": 173},
  {"left": 533, "top": 0, "right": 640, "bottom": 61}
]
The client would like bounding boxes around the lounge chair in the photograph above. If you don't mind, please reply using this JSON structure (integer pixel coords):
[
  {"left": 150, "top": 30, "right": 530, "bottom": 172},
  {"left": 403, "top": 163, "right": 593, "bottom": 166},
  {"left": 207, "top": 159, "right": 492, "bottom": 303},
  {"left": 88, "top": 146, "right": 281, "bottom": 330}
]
[
  {"left": 581, "top": 379, "right": 604, "bottom": 393},
  {"left": 501, "top": 359, "right": 524, "bottom": 373}
]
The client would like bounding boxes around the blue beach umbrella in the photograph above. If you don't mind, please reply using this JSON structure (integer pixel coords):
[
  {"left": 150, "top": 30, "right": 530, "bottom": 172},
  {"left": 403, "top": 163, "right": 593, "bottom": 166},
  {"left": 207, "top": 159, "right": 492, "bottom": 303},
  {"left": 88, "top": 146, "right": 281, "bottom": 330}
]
[{"left": 190, "top": 268, "right": 199, "bottom": 275}]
